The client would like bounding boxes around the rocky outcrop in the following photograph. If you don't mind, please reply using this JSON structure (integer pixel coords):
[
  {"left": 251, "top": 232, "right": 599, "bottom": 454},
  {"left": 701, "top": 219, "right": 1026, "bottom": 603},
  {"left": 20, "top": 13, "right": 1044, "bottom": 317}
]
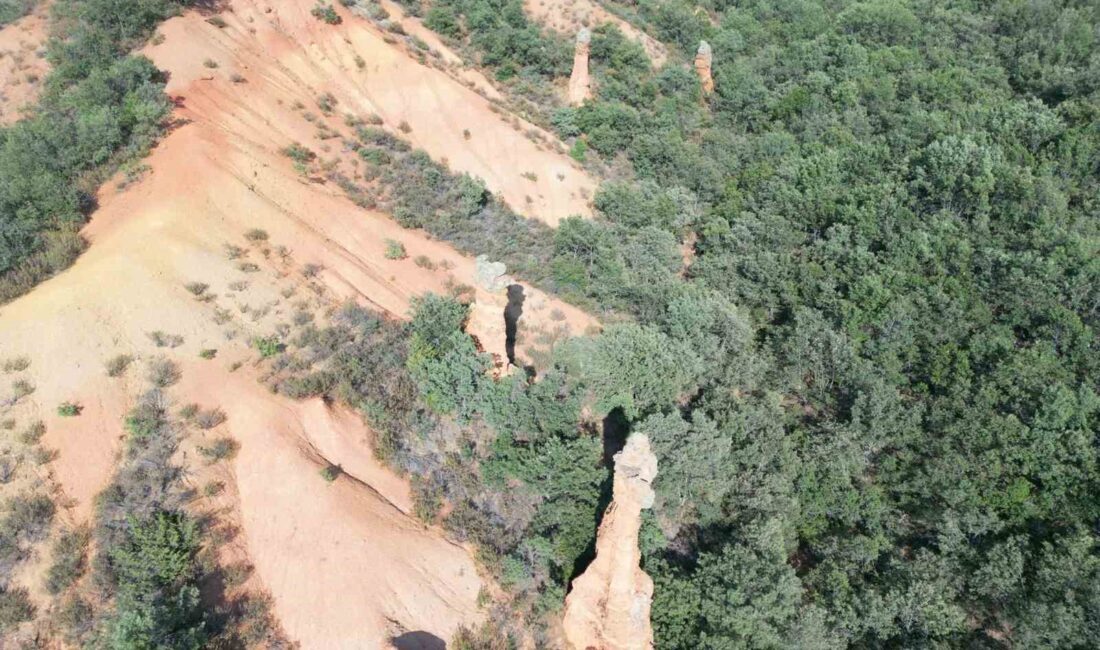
[
  {"left": 568, "top": 28, "right": 593, "bottom": 106},
  {"left": 694, "top": 40, "right": 714, "bottom": 95},
  {"left": 469, "top": 255, "right": 512, "bottom": 371},
  {"left": 563, "top": 434, "right": 658, "bottom": 650}
]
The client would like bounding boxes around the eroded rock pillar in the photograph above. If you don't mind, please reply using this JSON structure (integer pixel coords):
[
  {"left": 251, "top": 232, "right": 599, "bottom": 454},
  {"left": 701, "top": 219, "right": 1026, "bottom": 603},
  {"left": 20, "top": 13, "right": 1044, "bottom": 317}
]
[
  {"left": 469, "top": 255, "right": 512, "bottom": 373},
  {"left": 563, "top": 434, "right": 659, "bottom": 650},
  {"left": 694, "top": 40, "right": 714, "bottom": 95},
  {"left": 568, "top": 28, "right": 593, "bottom": 106}
]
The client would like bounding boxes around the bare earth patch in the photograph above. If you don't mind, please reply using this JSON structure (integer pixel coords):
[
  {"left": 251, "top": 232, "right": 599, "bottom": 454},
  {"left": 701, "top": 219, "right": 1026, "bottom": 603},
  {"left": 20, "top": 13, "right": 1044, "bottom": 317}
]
[{"left": 0, "top": 6, "right": 49, "bottom": 125}]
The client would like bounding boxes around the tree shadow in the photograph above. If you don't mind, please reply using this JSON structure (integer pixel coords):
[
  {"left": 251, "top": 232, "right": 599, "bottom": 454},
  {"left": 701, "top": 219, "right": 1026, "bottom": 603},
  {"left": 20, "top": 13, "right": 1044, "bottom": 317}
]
[
  {"left": 567, "top": 408, "right": 630, "bottom": 586},
  {"left": 504, "top": 283, "right": 525, "bottom": 366},
  {"left": 391, "top": 631, "right": 446, "bottom": 650}
]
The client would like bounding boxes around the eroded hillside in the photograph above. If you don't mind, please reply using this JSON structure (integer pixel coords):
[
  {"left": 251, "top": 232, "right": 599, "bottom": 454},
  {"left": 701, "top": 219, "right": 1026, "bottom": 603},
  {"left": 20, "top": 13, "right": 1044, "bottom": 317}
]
[{"left": 0, "top": 0, "right": 596, "bottom": 645}]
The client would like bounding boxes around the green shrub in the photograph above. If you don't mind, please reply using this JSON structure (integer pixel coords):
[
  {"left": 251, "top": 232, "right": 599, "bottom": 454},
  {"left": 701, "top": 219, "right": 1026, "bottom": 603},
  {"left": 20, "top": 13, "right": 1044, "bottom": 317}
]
[
  {"left": 57, "top": 402, "right": 82, "bottom": 417},
  {"left": 310, "top": 3, "right": 341, "bottom": 24},
  {"left": 384, "top": 239, "right": 407, "bottom": 260},
  {"left": 198, "top": 348, "right": 217, "bottom": 360},
  {"left": 253, "top": 336, "right": 284, "bottom": 358},
  {"left": 124, "top": 393, "right": 168, "bottom": 440},
  {"left": 568, "top": 138, "right": 587, "bottom": 162},
  {"left": 281, "top": 143, "right": 316, "bottom": 164},
  {"left": 319, "top": 464, "right": 341, "bottom": 482},
  {"left": 316, "top": 92, "right": 337, "bottom": 113}
]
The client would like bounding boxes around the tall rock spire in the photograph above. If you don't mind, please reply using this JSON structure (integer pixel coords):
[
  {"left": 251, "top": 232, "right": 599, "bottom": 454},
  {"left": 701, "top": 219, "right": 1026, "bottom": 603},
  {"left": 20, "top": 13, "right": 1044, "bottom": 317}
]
[
  {"left": 562, "top": 434, "right": 659, "bottom": 650},
  {"left": 694, "top": 40, "right": 714, "bottom": 95}
]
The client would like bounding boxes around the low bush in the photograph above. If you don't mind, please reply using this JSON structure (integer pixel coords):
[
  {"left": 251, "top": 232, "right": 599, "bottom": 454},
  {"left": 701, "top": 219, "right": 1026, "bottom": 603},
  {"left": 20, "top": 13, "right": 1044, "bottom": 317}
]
[
  {"left": 57, "top": 401, "right": 82, "bottom": 417},
  {"left": 310, "top": 3, "right": 341, "bottom": 24},
  {"left": 253, "top": 336, "right": 284, "bottom": 358},
  {"left": 198, "top": 437, "right": 238, "bottom": 462},
  {"left": 10, "top": 379, "right": 34, "bottom": 400},
  {"left": 319, "top": 464, "right": 341, "bottom": 482},
  {"left": 106, "top": 354, "right": 134, "bottom": 377},
  {"left": 45, "top": 526, "right": 90, "bottom": 595},
  {"left": 18, "top": 420, "right": 45, "bottom": 444},
  {"left": 281, "top": 143, "right": 316, "bottom": 164},
  {"left": 384, "top": 239, "right": 407, "bottom": 260},
  {"left": 147, "top": 330, "right": 184, "bottom": 348},
  {"left": 0, "top": 586, "right": 34, "bottom": 631},
  {"left": 147, "top": 357, "right": 180, "bottom": 388},
  {"left": 2, "top": 356, "right": 29, "bottom": 373},
  {"left": 194, "top": 408, "right": 226, "bottom": 430}
]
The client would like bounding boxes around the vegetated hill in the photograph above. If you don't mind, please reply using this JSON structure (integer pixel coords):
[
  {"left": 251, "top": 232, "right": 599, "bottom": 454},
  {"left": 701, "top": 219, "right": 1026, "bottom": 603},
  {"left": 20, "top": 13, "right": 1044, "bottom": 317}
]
[{"left": 403, "top": 0, "right": 1099, "bottom": 646}]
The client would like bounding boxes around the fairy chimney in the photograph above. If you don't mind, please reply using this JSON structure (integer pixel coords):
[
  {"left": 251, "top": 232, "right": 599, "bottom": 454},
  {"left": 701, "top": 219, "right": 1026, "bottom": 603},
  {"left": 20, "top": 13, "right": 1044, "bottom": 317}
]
[
  {"left": 469, "top": 255, "right": 513, "bottom": 373},
  {"left": 694, "top": 40, "right": 714, "bottom": 95},
  {"left": 568, "top": 28, "right": 593, "bottom": 106},
  {"left": 562, "top": 434, "right": 659, "bottom": 650}
]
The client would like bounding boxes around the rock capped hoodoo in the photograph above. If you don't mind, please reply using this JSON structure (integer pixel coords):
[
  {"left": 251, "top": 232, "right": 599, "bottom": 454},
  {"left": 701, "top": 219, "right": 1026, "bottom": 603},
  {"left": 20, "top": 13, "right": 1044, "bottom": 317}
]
[
  {"left": 694, "top": 40, "right": 714, "bottom": 95},
  {"left": 563, "top": 434, "right": 659, "bottom": 650},
  {"left": 568, "top": 28, "right": 593, "bottom": 106},
  {"left": 471, "top": 254, "right": 513, "bottom": 371}
]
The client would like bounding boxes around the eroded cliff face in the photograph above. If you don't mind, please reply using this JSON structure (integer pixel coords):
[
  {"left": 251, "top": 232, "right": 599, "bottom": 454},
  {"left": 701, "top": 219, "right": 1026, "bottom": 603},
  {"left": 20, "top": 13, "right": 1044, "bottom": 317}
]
[
  {"left": 563, "top": 434, "right": 658, "bottom": 650},
  {"left": 569, "top": 28, "right": 593, "bottom": 106}
]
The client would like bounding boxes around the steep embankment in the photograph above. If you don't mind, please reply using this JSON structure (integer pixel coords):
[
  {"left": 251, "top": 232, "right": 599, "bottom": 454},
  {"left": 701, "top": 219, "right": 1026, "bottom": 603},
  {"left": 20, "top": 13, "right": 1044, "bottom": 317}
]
[
  {"left": 0, "top": 0, "right": 596, "bottom": 645},
  {"left": 0, "top": 4, "right": 48, "bottom": 124}
]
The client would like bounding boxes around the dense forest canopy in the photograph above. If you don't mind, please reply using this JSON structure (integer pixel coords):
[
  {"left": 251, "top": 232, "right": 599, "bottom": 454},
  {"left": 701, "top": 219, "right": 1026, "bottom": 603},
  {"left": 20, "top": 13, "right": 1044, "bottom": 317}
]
[{"left": 406, "top": 0, "right": 1099, "bottom": 646}]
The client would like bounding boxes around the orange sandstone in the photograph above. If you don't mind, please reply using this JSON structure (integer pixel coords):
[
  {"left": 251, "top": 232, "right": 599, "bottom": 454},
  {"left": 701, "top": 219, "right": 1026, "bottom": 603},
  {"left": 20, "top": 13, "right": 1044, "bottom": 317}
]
[{"left": 563, "top": 434, "right": 659, "bottom": 650}]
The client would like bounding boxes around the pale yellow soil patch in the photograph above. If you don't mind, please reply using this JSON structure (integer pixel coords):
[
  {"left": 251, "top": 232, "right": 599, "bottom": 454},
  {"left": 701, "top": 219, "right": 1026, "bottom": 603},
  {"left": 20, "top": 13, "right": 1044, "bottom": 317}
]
[{"left": 0, "top": 5, "right": 49, "bottom": 124}]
